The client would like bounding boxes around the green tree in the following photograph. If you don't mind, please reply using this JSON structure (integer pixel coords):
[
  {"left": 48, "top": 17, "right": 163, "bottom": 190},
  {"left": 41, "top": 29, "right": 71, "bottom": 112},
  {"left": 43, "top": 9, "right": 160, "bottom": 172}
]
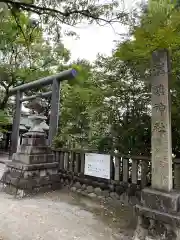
[
  {"left": 53, "top": 0, "right": 180, "bottom": 155},
  {"left": 92, "top": 54, "right": 151, "bottom": 154},
  {"left": 54, "top": 59, "right": 105, "bottom": 149},
  {"left": 113, "top": 0, "right": 180, "bottom": 155},
  {"left": 53, "top": 53, "right": 151, "bottom": 155},
  {"left": 0, "top": 0, "right": 129, "bottom": 48},
  {"left": 0, "top": 11, "right": 70, "bottom": 111},
  {"left": 1, "top": 0, "right": 126, "bottom": 25}
]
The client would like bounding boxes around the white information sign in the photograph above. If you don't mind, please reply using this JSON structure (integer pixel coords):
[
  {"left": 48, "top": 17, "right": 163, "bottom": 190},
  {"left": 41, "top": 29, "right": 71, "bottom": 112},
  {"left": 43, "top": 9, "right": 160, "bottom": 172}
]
[{"left": 84, "top": 153, "right": 110, "bottom": 179}]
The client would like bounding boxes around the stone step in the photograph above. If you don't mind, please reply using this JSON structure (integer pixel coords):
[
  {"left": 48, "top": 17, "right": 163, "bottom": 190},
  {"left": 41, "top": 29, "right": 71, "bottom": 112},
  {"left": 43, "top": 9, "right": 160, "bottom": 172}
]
[
  {"left": 6, "top": 161, "right": 59, "bottom": 171},
  {"left": 12, "top": 153, "right": 55, "bottom": 164},
  {"left": 135, "top": 205, "right": 180, "bottom": 228},
  {"left": 141, "top": 188, "right": 180, "bottom": 214},
  {"left": 22, "top": 137, "right": 47, "bottom": 146},
  {"left": 17, "top": 145, "right": 51, "bottom": 155}
]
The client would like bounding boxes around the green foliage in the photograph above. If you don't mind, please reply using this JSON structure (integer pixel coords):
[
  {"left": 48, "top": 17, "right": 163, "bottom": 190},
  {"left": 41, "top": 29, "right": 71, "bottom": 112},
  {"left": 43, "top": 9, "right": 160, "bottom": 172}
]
[
  {"left": 53, "top": 54, "right": 151, "bottom": 155},
  {"left": 54, "top": 59, "right": 105, "bottom": 149},
  {"left": 92, "top": 55, "right": 151, "bottom": 154},
  {"left": 4, "top": 0, "right": 180, "bottom": 157},
  {"left": 0, "top": 110, "right": 9, "bottom": 132},
  {"left": 0, "top": 0, "right": 128, "bottom": 45},
  {"left": 111, "top": 0, "right": 180, "bottom": 156},
  {"left": 116, "top": 0, "right": 180, "bottom": 62},
  {"left": 0, "top": 10, "right": 70, "bottom": 111},
  {"left": 54, "top": 0, "right": 180, "bottom": 155}
]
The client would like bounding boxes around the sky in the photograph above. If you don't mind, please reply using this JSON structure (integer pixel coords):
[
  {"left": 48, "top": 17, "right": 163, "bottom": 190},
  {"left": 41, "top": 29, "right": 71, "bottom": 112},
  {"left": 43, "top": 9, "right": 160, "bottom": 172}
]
[
  {"left": 62, "top": 23, "right": 124, "bottom": 62},
  {"left": 22, "top": 0, "right": 143, "bottom": 111},
  {"left": 62, "top": 0, "right": 143, "bottom": 62}
]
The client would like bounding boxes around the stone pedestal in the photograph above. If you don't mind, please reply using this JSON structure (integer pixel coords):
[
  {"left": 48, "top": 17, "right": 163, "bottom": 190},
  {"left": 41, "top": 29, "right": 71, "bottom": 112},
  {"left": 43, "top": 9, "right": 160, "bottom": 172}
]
[
  {"left": 134, "top": 188, "right": 180, "bottom": 240},
  {"left": 1, "top": 114, "right": 61, "bottom": 196}
]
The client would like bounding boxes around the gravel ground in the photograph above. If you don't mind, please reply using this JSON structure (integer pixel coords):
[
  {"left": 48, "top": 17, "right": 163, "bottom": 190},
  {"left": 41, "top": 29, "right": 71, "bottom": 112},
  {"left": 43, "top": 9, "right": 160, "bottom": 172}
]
[{"left": 0, "top": 163, "right": 135, "bottom": 240}]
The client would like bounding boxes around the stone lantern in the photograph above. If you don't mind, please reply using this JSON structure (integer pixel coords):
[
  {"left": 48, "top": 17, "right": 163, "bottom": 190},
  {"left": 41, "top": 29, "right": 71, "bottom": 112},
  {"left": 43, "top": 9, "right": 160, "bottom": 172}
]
[{"left": 1, "top": 98, "right": 60, "bottom": 196}]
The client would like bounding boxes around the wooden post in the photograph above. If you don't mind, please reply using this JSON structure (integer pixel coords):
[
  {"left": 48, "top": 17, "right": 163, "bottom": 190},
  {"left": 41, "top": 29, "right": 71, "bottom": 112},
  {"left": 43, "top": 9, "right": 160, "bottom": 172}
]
[
  {"left": 114, "top": 156, "right": 120, "bottom": 181},
  {"left": 69, "top": 151, "right": 74, "bottom": 172},
  {"left": 131, "top": 159, "right": 138, "bottom": 184},
  {"left": 74, "top": 153, "right": 80, "bottom": 173},
  {"left": 80, "top": 152, "right": 85, "bottom": 174},
  {"left": 141, "top": 160, "right": 149, "bottom": 188},
  {"left": 59, "top": 151, "right": 64, "bottom": 170},
  {"left": 64, "top": 152, "right": 69, "bottom": 170},
  {"left": 123, "top": 158, "right": 129, "bottom": 182}
]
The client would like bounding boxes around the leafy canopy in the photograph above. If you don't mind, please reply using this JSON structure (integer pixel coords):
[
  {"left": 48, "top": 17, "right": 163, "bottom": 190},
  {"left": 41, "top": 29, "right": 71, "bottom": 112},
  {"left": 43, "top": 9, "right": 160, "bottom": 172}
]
[
  {"left": 0, "top": 9, "right": 70, "bottom": 111},
  {"left": 0, "top": 0, "right": 128, "bottom": 41}
]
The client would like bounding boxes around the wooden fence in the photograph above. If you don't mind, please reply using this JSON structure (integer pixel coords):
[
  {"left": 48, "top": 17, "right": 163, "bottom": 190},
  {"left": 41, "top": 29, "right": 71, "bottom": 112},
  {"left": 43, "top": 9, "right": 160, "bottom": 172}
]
[
  {"left": 52, "top": 148, "right": 180, "bottom": 190},
  {"left": 53, "top": 148, "right": 152, "bottom": 188}
]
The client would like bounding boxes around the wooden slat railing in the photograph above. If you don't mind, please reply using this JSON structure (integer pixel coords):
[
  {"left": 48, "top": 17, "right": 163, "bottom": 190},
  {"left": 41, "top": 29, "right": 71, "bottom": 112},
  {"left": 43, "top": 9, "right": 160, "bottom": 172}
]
[
  {"left": 53, "top": 148, "right": 153, "bottom": 188},
  {"left": 52, "top": 148, "right": 180, "bottom": 190}
]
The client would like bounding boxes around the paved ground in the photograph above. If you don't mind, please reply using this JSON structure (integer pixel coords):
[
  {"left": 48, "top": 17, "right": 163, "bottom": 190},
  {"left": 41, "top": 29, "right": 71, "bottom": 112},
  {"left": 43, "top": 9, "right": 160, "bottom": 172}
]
[{"left": 0, "top": 163, "right": 136, "bottom": 240}]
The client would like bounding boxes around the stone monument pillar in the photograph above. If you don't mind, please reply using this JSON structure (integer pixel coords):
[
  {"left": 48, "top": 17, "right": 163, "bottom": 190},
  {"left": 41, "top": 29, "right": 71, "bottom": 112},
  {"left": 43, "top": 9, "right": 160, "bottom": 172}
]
[
  {"left": 133, "top": 49, "right": 180, "bottom": 240},
  {"left": 151, "top": 49, "right": 172, "bottom": 192},
  {"left": 1, "top": 98, "right": 61, "bottom": 196}
]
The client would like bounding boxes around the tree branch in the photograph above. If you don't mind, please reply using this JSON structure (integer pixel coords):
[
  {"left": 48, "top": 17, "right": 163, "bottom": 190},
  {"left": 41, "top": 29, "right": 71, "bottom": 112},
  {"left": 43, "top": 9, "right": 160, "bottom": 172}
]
[
  {"left": 9, "top": 5, "right": 33, "bottom": 68},
  {"left": 1, "top": 0, "right": 120, "bottom": 24}
]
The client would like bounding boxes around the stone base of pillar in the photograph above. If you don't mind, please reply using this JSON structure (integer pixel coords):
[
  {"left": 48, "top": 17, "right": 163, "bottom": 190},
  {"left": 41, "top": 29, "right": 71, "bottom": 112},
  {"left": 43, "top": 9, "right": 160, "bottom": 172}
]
[{"left": 133, "top": 188, "right": 180, "bottom": 240}]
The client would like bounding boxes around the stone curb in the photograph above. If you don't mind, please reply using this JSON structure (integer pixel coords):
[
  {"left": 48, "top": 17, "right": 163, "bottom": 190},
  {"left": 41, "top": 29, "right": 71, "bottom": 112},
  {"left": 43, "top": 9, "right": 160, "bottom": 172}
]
[{"left": 60, "top": 178, "right": 141, "bottom": 206}]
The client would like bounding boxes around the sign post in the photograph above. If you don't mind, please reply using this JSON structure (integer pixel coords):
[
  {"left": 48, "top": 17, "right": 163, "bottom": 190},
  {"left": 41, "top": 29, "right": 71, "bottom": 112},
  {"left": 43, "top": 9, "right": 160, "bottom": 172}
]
[{"left": 84, "top": 153, "right": 110, "bottom": 179}]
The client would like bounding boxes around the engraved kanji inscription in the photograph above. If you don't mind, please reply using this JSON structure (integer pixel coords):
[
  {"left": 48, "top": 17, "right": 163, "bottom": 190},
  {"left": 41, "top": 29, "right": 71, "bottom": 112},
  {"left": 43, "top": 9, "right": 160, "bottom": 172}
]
[
  {"left": 151, "top": 59, "right": 166, "bottom": 76},
  {"left": 153, "top": 122, "right": 166, "bottom": 133},
  {"left": 152, "top": 84, "right": 165, "bottom": 96},
  {"left": 153, "top": 102, "right": 166, "bottom": 116}
]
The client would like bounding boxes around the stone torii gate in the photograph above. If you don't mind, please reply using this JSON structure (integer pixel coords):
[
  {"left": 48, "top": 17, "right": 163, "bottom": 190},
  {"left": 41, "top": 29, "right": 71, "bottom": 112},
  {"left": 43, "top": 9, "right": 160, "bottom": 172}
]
[
  {"left": 9, "top": 69, "right": 77, "bottom": 157},
  {"left": 0, "top": 69, "right": 77, "bottom": 196}
]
